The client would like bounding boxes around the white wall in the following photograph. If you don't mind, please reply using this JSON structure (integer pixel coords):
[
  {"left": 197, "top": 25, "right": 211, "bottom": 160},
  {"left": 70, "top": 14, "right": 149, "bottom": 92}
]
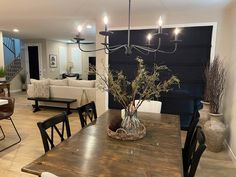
[
  {"left": 67, "top": 44, "right": 95, "bottom": 80},
  {"left": 218, "top": 1, "right": 236, "bottom": 157},
  {"left": 46, "top": 40, "right": 67, "bottom": 79},
  {"left": 0, "top": 31, "right": 4, "bottom": 67}
]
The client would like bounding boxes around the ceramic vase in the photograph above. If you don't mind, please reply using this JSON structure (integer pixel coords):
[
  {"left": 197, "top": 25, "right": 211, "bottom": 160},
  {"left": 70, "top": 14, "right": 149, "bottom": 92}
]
[
  {"left": 204, "top": 113, "right": 226, "bottom": 152},
  {"left": 199, "top": 101, "right": 210, "bottom": 127}
]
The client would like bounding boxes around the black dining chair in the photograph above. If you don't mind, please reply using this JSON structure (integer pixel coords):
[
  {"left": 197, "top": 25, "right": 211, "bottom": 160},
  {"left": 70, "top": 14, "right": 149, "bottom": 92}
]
[
  {"left": 183, "top": 126, "right": 206, "bottom": 177},
  {"left": 0, "top": 97, "right": 21, "bottom": 152},
  {"left": 37, "top": 112, "right": 71, "bottom": 153},
  {"left": 160, "top": 90, "right": 199, "bottom": 131},
  {"left": 182, "top": 111, "right": 199, "bottom": 167},
  {"left": 77, "top": 101, "right": 97, "bottom": 128}
]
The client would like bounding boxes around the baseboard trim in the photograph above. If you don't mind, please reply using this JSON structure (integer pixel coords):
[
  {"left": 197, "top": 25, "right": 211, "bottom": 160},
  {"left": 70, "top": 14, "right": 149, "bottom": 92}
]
[
  {"left": 10, "top": 89, "right": 22, "bottom": 93},
  {"left": 225, "top": 140, "right": 236, "bottom": 165}
]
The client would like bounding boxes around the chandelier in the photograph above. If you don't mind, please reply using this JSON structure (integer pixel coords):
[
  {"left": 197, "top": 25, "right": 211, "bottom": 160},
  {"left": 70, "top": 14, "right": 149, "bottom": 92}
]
[{"left": 74, "top": 0, "right": 181, "bottom": 55}]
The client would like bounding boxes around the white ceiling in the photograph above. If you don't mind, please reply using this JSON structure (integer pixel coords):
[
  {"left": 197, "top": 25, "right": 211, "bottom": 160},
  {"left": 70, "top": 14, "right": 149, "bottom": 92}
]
[{"left": 0, "top": 0, "right": 231, "bottom": 42}]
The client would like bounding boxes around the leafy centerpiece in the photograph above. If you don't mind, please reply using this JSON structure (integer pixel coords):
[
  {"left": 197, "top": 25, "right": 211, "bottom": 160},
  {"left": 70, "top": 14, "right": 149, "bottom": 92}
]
[{"left": 91, "top": 57, "right": 179, "bottom": 140}]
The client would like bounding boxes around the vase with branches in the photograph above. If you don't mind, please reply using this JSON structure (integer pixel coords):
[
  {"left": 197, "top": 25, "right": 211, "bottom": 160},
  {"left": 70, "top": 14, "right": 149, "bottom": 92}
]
[
  {"left": 204, "top": 56, "right": 226, "bottom": 152},
  {"left": 208, "top": 56, "right": 225, "bottom": 115},
  {"left": 91, "top": 57, "right": 179, "bottom": 137}
]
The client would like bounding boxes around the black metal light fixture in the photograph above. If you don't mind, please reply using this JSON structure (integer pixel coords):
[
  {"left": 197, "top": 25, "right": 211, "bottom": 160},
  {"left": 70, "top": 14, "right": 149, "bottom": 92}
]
[{"left": 74, "top": 0, "right": 181, "bottom": 55}]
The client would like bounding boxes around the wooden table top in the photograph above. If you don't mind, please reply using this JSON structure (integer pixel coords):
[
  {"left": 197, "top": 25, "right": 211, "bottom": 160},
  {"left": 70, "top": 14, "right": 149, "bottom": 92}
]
[{"left": 22, "top": 110, "right": 183, "bottom": 177}]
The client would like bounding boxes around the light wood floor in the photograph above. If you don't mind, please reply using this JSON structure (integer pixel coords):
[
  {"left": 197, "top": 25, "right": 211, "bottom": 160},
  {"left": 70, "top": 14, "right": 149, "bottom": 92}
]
[{"left": 0, "top": 92, "right": 236, "bottom": 177}]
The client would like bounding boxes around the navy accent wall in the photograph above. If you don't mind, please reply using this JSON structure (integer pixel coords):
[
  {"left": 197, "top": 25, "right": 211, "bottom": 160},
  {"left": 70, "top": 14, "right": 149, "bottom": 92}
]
[{"left": 108, "top": 26, "right": 212, "bottom": 109}]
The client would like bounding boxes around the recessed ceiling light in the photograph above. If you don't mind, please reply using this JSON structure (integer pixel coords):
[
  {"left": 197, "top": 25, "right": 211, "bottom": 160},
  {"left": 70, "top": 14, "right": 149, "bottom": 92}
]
[
  {"left": 86, "top": 25, "right": 92, "bottom": 29},
  {"left": 13, "top": 28, "right": 19, "bottom": 33}
]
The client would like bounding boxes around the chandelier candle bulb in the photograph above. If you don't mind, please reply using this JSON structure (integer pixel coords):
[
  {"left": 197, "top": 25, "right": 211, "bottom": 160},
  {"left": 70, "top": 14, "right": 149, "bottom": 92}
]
[
  {"left": 158, "top": 16, "right": 163, "bottom": 33},
  {"left": 147, "top": 33, "right": 152, "bottom": 45},
  {"left": 104, "top": 16, "right": 108, "bottom": 31},
  {"left": 174, "top": 28, "right": 180, "bottom": 40}
]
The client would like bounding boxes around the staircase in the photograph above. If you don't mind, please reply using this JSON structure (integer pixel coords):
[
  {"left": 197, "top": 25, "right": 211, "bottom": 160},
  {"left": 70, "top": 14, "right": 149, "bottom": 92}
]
[
  {"left": 5, "top": 58, "right": 22, "bottom": 81},
  {"left": 3, "top": 37, "right": 23, "bottom": 82}
]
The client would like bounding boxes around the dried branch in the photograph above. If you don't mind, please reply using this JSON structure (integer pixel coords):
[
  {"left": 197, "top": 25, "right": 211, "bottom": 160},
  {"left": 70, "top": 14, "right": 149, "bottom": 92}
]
[
  {"left": 208, "top": 56, "right": 225, "bottom": 114},
  {"left": 90, "top": 57, "right": 180, "bottom": 113}
]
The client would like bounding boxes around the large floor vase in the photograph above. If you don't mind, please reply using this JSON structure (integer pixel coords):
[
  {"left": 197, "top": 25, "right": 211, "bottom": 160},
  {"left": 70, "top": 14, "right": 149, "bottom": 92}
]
[
  {"left": 199, "top": 101, "right": 210, "bottom": 127},
  {"left": 107, "top": 110, "right": 146, "bottom": 141},
  {"left": 204, "top": 113, "right": 226, "bottom": 152}
]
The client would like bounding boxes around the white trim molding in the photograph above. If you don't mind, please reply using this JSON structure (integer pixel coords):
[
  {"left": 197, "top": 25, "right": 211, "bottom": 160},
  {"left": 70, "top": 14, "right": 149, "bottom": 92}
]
[{"left": 225, "top": 140, "right": 236, "bottom": 165}]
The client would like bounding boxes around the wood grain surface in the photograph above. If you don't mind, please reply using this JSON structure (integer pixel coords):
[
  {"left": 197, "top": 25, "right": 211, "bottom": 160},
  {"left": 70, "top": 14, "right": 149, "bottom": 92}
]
[{"left": 22, "top": 109, "right": 183, "bottom": 177}]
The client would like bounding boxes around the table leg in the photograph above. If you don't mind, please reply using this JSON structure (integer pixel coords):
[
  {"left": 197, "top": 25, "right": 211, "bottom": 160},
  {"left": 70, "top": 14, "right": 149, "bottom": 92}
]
[
  {"left": 33, "top": 100, "right": 41, "bottom": 112},
  {"left": 66, "top": 103, "right": 72, "bottom": 115},
  {"left": 7, "top": 85, "right": 10, "bottom": 97}
]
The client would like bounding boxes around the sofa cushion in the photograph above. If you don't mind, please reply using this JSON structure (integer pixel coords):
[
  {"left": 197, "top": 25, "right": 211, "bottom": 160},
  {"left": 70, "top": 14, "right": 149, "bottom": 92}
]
[
  {"left": 68, "top": 80, "right": 95, "bottom": 88},
  {"left": 32, "top": 80, "right": 50, "bottom": 98},
  {"left": 67, "top": 77, "right": 77, "bottom": 80},
  {"left": 30, "top": 78, "right": 49, "bottom": 84},
  {"left": 50, "top": 79, "right": 68, "bottom": 86}
]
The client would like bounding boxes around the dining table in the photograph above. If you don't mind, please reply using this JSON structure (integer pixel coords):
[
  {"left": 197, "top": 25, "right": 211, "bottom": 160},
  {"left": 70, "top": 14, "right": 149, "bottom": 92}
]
[{"left": 22, "top": 109, "right": 183, "bottom": 177}]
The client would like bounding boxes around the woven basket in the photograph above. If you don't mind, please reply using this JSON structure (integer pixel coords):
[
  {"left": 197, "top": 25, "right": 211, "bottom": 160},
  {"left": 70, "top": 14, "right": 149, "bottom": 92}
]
[{"left": 107, "top": 123, "right": 146, "bottom": 141}]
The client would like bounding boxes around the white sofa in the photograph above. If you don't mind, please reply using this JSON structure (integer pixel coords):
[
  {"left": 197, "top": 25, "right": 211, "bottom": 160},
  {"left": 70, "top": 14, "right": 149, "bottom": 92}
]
[{"left": 27, "top": 79, "right": 96, "bottom": 109}]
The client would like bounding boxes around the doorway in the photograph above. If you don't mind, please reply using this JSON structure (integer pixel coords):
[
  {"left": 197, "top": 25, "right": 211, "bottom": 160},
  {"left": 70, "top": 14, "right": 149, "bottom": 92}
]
[
  {"left": 25, "top": 43, "right": 43, "bottom": 82},
  {"left": 28, "top": 46, "right": 39, "bottom": 79}
]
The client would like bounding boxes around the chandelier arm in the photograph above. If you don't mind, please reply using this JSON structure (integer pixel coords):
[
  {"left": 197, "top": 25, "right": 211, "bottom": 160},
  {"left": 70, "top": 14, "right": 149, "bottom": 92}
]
[
  {"left": 133, "top": 43, "right": 178, "bottom": 54},
  {"left": 157, "top": 38, "right": 161, "bottom": 50},
  {"left": 133, "top": 46, "right": 150, "bottom": 55},
  {"left": 78, "top": 43, "right": 105, "bottom": 52},
  {"left": 106, "top": 45, "right": 127, "bottom": 52},
  {"left": 104, "top": 44, "right": 126, "bottom": 50},
  {"left": 133, "top": 45, "right": 156, "bottom": 53},
  {"left": 127, "top": 0, "right": 131, "bottom": 48},
  {"left": 156, "top": 43, "right": 178, "bottom": 54}
]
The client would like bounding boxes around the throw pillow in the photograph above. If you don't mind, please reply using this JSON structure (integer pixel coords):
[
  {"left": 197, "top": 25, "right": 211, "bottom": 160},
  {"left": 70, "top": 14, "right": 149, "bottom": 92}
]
[
  {"left": 33, "top": 80, "right": 50, "bottom": 98},
  {"left": 49, "top": 79, "right": 68, "bottom": 86}
]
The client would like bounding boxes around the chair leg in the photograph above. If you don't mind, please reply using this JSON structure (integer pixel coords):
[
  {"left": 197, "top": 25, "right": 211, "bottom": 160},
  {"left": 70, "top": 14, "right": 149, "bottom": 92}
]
[
  {"left": 0, "top": 125, "right": 6, "bottom": 141},
  {"left": 0, "top": 117, "right": 21, "bottom": 152}
]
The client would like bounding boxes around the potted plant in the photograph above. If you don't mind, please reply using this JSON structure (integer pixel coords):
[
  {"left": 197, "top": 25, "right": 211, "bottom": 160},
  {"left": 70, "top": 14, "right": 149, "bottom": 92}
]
[
  {"left": 199, "top": 67, "right": 211, "bottom": 126},
  {"left": 91, "top": 57, "right": 179, "bottom": 140},
  {"left": 0, "top": 67, "right": 6, "bottom": 81},
  {"left": 20, "top": 71, "right": 27, "bottom": 91},
  {"left": 204, "top": 56, "right": 226, "bottom": 152}
]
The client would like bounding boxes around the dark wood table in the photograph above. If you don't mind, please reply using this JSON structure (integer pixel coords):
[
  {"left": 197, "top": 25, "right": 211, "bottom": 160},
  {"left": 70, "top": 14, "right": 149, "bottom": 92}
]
[{"left": 22, "top": 110, "right": 183, "bottom": 177}]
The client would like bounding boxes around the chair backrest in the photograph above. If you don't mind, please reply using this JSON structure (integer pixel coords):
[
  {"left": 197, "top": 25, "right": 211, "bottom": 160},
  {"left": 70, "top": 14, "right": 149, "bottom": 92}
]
[
  {"left": 77, "top": 101, "right": 97, "bottom": 128},
  {"left": 184, "top": 126, "right": 206, "bottom": 177},
  {"left": 135, "top": 100, "right": 162, "bottom": 113},
  {"left": 160, "top": 90, "right": 198, "bottom": 130},
  {"left": 0, "top": 97, "right": 15, "bottom": 116},
  {"left": 183, "top": 112, "right": 199, "bottom": 168},
  {"left": 37, "top": 112, "right": 71, "bottom": 153}
]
